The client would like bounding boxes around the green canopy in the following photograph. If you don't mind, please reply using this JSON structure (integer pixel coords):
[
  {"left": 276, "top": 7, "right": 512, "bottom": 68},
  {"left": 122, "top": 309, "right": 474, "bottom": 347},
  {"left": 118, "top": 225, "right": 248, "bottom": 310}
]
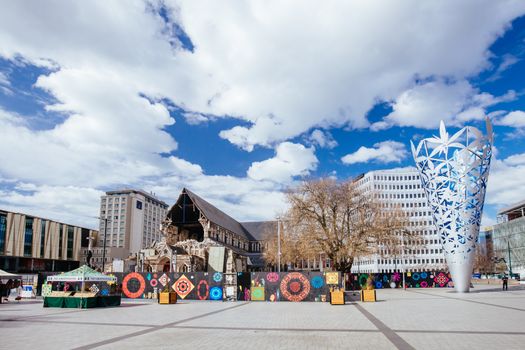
[{"left": 47, "top": 265, "right": 116, "bottom": 282}]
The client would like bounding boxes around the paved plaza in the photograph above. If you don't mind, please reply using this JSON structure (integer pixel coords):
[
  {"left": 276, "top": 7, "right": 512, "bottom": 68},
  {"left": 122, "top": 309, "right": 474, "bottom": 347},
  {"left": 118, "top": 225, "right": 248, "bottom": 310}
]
[{"left": 1, "top": 284, "right": 524, "bottom": 349}]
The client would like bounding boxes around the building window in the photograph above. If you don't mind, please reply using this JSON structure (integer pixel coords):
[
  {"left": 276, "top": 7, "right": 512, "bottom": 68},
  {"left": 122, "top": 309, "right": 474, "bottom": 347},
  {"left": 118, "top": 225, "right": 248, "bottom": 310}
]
[
  {"left": 24, "top": 217, "right": 34, "bottom": 256},
  {"left": 40, "top": 220, "right": 47, "bottom": 257},
  {"left": 58, "top": 224, "right": 64, "bottom": 259},
  {"left": 67, "top": 226, "right": 74, "bottom": 259},
  {"left": 0, "top": 213, "right": 6, "bottom": 254},
  {"left": 136, "top": 200, "right": 143, "bottom": 210}
]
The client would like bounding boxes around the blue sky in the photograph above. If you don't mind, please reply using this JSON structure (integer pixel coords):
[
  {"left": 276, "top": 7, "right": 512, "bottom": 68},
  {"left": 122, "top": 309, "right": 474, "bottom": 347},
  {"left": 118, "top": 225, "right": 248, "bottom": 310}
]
[{"left": 1, "top": 1, "right": 525, "bottom": 228}]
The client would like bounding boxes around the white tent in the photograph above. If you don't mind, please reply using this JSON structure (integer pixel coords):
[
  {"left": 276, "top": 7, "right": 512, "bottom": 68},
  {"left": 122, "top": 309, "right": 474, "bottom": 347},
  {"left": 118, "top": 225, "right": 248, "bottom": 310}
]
[{"left": 0, "top": 269, "right": 21, "bottom": 283}]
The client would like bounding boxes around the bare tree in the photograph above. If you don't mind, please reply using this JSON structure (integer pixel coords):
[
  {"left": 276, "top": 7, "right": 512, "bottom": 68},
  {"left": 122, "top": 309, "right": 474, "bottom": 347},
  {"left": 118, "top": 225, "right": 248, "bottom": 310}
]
[
  {"left": 474, "top": 238, "right": 495, "bottom": 277},
  {"left": 277, "top": 178, "right": 417, "bottom": 273}
]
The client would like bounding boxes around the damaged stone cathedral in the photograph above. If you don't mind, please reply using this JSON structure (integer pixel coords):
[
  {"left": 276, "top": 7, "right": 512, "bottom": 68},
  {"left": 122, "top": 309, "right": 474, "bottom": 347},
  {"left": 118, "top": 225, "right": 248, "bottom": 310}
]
[{"left": 134, "top": 188, "right": 277, "bottom": 273}]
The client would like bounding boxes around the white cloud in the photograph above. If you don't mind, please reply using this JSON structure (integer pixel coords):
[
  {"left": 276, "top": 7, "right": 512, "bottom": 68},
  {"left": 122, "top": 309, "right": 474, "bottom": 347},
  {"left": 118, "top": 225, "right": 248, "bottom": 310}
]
[
  {"left": 341, "top": 140, "right": 407, "bottom": 165},
  {"left": 308, "top": 129, "right": 338, "bottom": 149},
  {"left": 0, "top": 1, "right": 524, "bottom": 224},
  {"left": 247, "top": 142, "right": 318, "bottom": 183},
  {"left": 495, "top": 110, "right": 525, "bottom": 128},
  {"left": 183, "top": 112, "right": 211, "bottom": 125},
  {"left": 0, "top": 184, "right": 103, "bottom": 228},
  {"left": 372, "top": 80, "right": 515, "bottom": 130},
  {"left": 486, "top": 152, "right": 525, "bottom": 207},
  {"left": 0, "top": 1, "right": 523, "bottom": 149}
]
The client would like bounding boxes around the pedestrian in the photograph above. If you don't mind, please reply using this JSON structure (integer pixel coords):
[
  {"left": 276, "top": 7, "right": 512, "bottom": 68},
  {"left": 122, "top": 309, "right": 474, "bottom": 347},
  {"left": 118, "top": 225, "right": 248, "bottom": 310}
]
[{"left": 502, "top": 274, "right": 508, "bottom": 291}]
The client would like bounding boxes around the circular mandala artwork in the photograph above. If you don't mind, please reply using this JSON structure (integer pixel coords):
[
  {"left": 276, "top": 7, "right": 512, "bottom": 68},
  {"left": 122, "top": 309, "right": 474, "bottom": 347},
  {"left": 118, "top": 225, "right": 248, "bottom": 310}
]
[
  {"left": 122, "top": 272, "right": 146, "bottom": 299},
  {"left": 213, "top": 272, "right": 223, "bottom": 282},
  {"left": 210, "top": 286, "right": 223, "bottom": 300},
  {"left": 173, "top": 275, "right": 195, "bottom": 299},
  {"left": 358, "top": 274, "right": 368, "bottom": 287},
  {"left": 375, "top": 281, "right": 383, "bottom": 289},
  {"left": 420, "top": 281, "right": 428, "bottom": 288},
  {"left": 412, "top": 273, "right": 420, "bottom": 281},
  {"left": 420, "top": 272, "right": 428, "bottom": 279},
  {"left": 150, "top": 279, "right": 158, "bottom": 287},
  {"left": 266, "top": 272, "right": 279, "bottom": 283},
  {"left": 390, "top": 282, "right": 396, "bottom": 288},
  {"left": 197, "top": 280, "right": 209, "bottom": 300},
  {"left": 280, "top": 272, "right": 311, "bottom": 302},
  {"left": 392, "top": 272, "right": 401, "bottom": 282},
  {"left": 311, "top": 276, "right": 324, "bottom": 289},
  {"left": 434, "top": 272, "right": 449, "bottom": 287}
]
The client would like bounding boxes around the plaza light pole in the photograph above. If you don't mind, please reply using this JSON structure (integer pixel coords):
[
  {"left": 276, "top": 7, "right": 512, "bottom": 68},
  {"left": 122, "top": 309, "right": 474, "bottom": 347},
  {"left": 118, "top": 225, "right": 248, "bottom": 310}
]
[
  {"left": 277, "top": 219, "right": 281, "bottom": 273},
  {"left": 401, "top": 230, "right": 406, "bottom": 290},
  {"left": 101, "top": 217, "right": 108, "bottom": 272},
  {"left": 507, "top": 241, "right": 513, "bottom": 276}
]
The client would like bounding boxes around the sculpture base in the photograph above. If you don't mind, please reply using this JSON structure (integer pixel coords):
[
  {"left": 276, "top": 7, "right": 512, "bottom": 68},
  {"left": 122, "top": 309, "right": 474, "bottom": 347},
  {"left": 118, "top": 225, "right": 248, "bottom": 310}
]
[{"left": 447, "top": 254, "right": 474, "bottom": 293}]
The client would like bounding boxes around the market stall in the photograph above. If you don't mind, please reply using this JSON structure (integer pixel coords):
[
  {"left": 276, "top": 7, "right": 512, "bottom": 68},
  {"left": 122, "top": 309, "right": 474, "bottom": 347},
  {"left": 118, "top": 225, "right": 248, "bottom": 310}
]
[
  {"left": 44, "top": 265, "right": 120, "bottom": 308},
  {"left": 0, "top": 269, "right": 22, "bottom": 304}
]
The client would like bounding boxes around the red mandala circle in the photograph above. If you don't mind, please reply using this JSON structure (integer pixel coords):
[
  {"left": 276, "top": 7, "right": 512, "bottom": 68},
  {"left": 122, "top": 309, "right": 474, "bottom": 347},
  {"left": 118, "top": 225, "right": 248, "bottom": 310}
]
[
  {"left": 122, "top": 272, "right": 146, "bottom": 299},
  {"left": 266, "top": 272, "right": 279, "bottom": 283},
  {"left": 150, "top": 279, "right": 158, "bottom": 287},
  {"left": 197, "top": 280, "right": 209, "bottom": 300},
  {"left": 280, "top": 272, "right": 310, "bottom": 302}
]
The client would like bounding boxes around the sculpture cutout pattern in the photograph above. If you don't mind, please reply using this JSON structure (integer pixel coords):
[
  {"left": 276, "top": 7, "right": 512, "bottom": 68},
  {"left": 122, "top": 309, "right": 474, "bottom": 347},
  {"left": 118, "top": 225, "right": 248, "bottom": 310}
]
[{"left": 411, "top": 118, "right": 493, "bottom": 292}]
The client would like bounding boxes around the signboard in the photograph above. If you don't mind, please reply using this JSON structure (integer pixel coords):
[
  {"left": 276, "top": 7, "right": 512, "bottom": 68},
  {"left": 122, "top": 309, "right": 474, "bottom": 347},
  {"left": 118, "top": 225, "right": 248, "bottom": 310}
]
[
  {"left": 21, "top": 285, "right": 33, "bottom": 298},
  {"left": 208, "top": 247, "right": 225, "bottom": 272},
  {"left": 113, "top": 259, "right": 124, "bottom": 273}
]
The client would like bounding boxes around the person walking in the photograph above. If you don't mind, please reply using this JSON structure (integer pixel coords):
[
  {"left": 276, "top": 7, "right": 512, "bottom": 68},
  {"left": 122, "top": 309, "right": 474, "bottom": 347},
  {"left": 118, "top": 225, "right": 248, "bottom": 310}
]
[{"left": 502, "top": 274, "right": 509, "bottom": 291}]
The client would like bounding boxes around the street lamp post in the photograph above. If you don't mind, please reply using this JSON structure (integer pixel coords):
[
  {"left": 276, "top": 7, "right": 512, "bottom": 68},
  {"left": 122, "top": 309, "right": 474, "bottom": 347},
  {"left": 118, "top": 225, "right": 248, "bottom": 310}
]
[
  {"left": 101, "top": 217, "right": 108, "bottom": 272},
  {"left": 508, "top": 241, "right": 513, "bottom": 276},
  {"left": 401, "top": 231, "right": 406, "bottom": 290},
  {"left": 277, "top": 219, "right": 281, "bottom": 273}
]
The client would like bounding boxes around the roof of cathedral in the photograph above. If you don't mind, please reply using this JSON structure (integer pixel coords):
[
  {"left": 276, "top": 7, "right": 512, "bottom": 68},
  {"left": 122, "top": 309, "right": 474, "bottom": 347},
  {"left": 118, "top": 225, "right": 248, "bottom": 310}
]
[
  {"left": 240, "top": 221, "right": 278, "bottom": 241},
  {"left": 181, "top": 188, "right": 276, "bottom": 242}
]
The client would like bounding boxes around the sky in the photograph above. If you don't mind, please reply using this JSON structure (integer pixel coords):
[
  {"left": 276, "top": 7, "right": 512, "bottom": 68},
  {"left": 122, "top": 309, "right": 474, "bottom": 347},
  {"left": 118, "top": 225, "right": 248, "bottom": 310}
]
[{"left": 1, "top": 1, "right": 525, "bottom": 229}]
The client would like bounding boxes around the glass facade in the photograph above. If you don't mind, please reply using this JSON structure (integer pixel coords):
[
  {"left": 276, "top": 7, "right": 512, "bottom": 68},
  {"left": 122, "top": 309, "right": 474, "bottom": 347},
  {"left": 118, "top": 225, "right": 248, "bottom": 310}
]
[
  {"left": 67, "top": 226, "right": 74, "bottom": 259},
  {"left": 0, "top": 213, "right": 6, "bottom": 254},
  {"left": 24, "top": 217, "right": 34, "bottom": 256},
  {"left": 493, "top": 216, "right": 525, "bottom": 276},
  {"left": 40, "top": 219, "right": 46, "bottom": 257}
]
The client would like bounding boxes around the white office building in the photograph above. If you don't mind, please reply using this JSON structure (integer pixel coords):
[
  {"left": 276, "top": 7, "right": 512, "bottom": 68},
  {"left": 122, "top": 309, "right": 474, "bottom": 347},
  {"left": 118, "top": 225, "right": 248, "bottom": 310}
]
[
  {"left": 84, "top": 189, "right": 169, "bottom": 270},
  {"left": 352, "top": 168, "right": 447, "bottom": 273}
]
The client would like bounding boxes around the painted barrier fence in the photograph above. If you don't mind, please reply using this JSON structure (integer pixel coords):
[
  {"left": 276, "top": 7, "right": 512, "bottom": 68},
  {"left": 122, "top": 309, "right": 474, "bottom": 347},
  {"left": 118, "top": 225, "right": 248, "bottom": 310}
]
[
  {"left": 345, "top": 271, "right": 453, "bottom": 290},
  {"left": 108, "top": 271, "right": 342, "bottom": 302}
]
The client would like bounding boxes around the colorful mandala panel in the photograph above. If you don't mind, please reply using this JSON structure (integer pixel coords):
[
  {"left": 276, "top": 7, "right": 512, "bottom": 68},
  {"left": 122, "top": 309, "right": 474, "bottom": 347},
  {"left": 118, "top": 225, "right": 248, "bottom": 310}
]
[
  {"left": 210, "top": 286, "right": 223, "bottom": 300},
  {"left": 158, "top": 273, "right": 170, "bottom": 287},
  {"left": 251, "top": 286, "right": 265, "bottom": 301},
  {"left": 197, "top": 280, "right": 209, "bottom": 300},
  {"left": 311, "top": 276, "right": 324, "bottom": 289},
  {"left": 266, "top": 272, "right": 279, "bottom": 283},
  {"left": 212, "top": 272, "right": 223, "bottom": 283},
  {"left": 280, "top": 272, "right": 311, "bottom": 302},
  {"left": 122, "top": 272, "right": 146, "bottom": 299},
  {"left": 173, "top": 274, "right": 195, "bottom": 299},
  {"left": 325, "top": 272, "right": 339, "bottom": 285}
]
